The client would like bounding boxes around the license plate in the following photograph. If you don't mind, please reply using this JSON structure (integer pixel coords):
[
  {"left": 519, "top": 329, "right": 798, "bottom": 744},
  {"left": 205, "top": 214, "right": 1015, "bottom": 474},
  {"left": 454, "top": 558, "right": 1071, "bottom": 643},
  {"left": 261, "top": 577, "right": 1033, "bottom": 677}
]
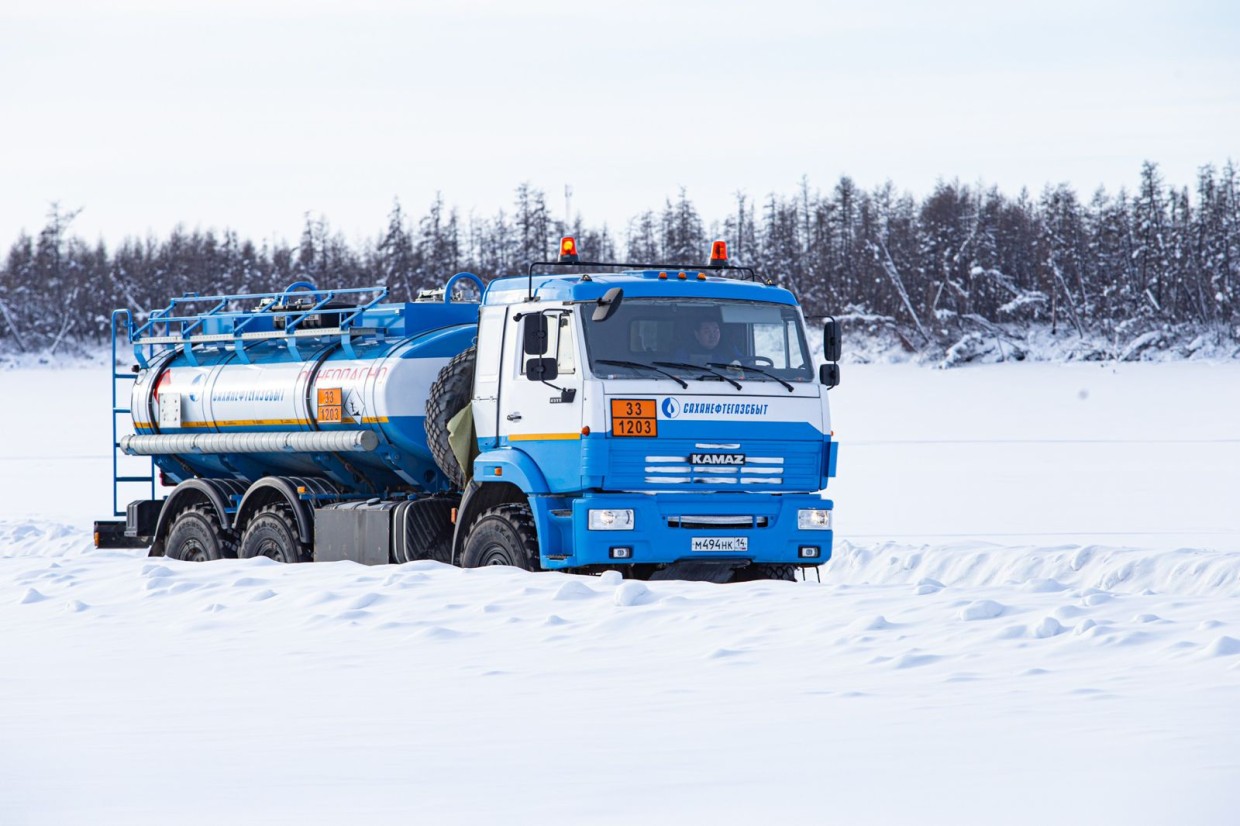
[{"left": 691, "top": 536, "right": 748, "bottom": 552}]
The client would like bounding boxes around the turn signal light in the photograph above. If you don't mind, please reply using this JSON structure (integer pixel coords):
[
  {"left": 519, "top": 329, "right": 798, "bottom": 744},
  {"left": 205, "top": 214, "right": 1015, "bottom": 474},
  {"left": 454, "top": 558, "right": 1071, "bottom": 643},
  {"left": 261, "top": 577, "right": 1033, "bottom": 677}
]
[
  {"left": 709, "top": 240, "right": 728, "bottom": 266},
  {"left": 559, "top": 236, "right": 579, "bottom": 263}
]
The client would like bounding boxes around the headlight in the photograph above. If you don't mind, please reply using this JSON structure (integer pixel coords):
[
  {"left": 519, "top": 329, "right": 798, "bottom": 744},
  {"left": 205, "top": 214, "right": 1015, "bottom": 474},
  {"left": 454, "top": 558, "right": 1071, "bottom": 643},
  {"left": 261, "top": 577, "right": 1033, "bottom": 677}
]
[
  {"left": 797, "top": 508, "right": 832, "bottom": 530},
  {"left": 588, "top": 509, "right": 634, "bottom": 530}
]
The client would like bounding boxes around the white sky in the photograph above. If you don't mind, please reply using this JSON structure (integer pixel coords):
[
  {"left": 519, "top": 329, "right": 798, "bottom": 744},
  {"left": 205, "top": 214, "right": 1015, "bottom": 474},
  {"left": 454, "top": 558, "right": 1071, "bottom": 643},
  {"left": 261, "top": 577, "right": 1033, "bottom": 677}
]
[{"left": 1, "top": 0, "right": 1236, "bottom": 247}]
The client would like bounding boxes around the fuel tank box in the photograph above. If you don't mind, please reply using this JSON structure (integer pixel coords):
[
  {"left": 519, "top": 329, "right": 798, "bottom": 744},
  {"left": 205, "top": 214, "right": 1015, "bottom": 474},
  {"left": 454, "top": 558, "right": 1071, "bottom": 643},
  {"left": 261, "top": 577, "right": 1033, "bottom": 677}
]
[{"left": 314, "top": 501, "right": 399, "bottom": 565}]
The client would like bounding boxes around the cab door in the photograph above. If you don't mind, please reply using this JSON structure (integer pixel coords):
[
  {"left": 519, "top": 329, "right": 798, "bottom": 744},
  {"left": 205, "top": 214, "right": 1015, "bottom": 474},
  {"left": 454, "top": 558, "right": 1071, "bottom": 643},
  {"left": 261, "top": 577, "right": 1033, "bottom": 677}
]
[
  {"left": 472, "top": 304, "right": 507, "bottom": 450},
  {"left": 498, "top": 305, "right": 584, "bottom": 491}
]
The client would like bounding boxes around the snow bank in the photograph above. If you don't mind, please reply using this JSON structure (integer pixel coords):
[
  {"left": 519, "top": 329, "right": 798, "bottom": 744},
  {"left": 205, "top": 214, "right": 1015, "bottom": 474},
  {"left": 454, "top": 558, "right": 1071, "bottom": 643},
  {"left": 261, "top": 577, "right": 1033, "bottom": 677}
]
[
  {"left": 830, "top": 540, "right": 1240, "bottom": 597},
  {"left": 839, "top": 321, "right": 1240, "bottom": 367},
  {"left": 2, "top": 520, "right": 1238, "bottom": 823}
]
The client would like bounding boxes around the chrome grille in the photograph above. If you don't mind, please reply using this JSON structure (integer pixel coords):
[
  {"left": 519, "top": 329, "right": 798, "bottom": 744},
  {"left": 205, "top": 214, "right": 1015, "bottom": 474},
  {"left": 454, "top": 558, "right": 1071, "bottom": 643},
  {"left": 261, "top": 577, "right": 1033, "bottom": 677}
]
[
  {"left": 643, "top": 454, "right": 785, "bottom": 485},
  {"left": 606, "top": 438, "right": 820, "bottom": 491}
]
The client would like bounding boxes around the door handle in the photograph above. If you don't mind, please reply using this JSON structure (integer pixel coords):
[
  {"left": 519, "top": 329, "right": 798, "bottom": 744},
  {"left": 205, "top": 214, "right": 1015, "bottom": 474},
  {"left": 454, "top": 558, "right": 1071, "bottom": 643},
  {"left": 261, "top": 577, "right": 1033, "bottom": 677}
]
[{"left": 506, "top": 412, "right": 523, "bottom": 421}]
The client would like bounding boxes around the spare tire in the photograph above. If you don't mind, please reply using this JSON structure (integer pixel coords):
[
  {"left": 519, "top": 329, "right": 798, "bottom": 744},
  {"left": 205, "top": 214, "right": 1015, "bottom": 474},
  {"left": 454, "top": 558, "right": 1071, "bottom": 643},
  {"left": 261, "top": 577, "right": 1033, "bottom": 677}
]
[{"left": 425, "top": 346, "right": 476, "bottom": 489}]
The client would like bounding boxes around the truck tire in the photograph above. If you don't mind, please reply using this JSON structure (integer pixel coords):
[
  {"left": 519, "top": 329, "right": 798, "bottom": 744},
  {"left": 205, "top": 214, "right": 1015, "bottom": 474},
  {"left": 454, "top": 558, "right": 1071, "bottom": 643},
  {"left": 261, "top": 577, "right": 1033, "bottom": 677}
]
[
  {"left": 460, "top": 504, "right": 539, "bottom": 570},
  {"left": 165, "top": 505, "right": 237, "bottom": 562},
  {"left": 425, "top": 346, "right": 476, "bottom": 489},
  {"left": 238, "top": 503, "right": 311, "bottom": 563}
]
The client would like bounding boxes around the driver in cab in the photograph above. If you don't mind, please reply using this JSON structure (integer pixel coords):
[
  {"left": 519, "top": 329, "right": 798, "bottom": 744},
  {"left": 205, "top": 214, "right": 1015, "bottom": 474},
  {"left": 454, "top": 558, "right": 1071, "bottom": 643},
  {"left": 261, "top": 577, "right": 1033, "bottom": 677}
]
[{"left": 675, "top": 316, "right": 744, "bottom": 365}]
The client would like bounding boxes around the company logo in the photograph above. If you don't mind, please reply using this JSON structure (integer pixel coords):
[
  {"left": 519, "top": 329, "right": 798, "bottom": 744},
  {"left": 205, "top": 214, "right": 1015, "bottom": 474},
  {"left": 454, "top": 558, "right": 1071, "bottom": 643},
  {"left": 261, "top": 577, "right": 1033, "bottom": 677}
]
[
  {"left": 690, "top": 453, "right": 746, "bottom": 465},
  {"left": 661, "top": 398, "right": 770, "bottom": 417},
  {"left": 189, "top": 373, "right": 205, "bottom": 402}
]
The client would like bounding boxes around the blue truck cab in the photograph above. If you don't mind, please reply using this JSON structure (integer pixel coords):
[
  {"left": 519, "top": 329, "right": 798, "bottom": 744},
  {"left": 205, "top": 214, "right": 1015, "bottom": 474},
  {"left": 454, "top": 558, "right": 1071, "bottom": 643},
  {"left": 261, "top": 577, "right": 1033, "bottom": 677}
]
[{"left": 456, "top": 239, "right": 842, "bottom": 580}]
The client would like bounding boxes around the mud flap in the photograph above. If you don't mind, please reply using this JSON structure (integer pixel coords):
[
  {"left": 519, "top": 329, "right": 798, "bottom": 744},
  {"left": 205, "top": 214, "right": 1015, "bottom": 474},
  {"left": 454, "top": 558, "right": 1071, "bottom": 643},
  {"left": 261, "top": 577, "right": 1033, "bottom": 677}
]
[
  {"left": 648, "top": 561, "right": 743, "bottom": 582},
  {"left": 447, "top": 404, "right": 477, "bottom": 482}
]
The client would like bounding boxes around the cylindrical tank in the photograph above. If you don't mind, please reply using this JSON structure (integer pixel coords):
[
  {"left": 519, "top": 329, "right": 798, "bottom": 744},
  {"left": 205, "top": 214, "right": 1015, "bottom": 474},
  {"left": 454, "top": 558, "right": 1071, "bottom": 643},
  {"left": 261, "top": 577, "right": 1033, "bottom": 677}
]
[{"left": 130, "top": 323, "right": 476, "bottom": 494}]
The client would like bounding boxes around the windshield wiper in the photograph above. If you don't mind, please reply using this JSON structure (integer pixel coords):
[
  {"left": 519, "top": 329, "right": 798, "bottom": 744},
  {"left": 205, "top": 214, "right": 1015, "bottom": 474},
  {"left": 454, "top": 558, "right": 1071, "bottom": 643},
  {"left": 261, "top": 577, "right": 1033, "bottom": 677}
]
[
  {"left": 595, "top": 359, "right": 689, "bottom": 389},
  {"left": 708, "top": 362, "right": 795, "bottom": 392},
  {"left": 653, "top": 361, "right": 742, "bottom": 391}
]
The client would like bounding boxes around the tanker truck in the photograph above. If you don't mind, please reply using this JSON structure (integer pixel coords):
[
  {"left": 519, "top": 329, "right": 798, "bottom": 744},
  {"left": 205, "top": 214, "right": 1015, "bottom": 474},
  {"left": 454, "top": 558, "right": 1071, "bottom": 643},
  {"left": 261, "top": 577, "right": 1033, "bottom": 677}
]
[{"left": 94, "top": 238, "right": 841, "bottom": 582}]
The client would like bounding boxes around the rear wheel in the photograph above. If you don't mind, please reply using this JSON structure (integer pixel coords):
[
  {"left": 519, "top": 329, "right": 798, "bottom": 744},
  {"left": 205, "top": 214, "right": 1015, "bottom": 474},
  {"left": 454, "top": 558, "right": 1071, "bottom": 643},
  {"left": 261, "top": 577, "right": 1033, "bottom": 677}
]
[
  {"left": 165, "top": 505, "right": 236, "bottom": 562},
  {"left": 460, "top": 504, "right": 539, "bottom": 570},
  {"left": 239, "top": 503, "right": 310, "bottom": 563}
]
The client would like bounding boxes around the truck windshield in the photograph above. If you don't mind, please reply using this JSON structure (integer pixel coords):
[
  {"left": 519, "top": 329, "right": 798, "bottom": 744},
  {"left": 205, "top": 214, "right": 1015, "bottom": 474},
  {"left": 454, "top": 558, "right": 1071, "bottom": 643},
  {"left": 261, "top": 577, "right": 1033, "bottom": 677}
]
[{"left": 583, "top": 298, "right": 814, "bottom": 384}]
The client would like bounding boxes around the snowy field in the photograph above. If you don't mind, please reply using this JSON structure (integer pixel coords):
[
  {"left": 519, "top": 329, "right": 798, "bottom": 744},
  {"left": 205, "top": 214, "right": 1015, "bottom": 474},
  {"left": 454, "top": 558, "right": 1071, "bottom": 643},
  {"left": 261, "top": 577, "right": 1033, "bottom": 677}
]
[{"left": 2, "top": 360, "right": 1239, "bottom": 824}]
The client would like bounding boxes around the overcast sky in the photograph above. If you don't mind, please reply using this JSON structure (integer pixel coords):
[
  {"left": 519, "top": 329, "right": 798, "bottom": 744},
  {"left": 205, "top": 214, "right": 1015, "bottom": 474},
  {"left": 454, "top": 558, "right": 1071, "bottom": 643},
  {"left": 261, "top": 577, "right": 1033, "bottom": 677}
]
[{"left": 2, "top": 0, "right": 1236, "bottom": 247}]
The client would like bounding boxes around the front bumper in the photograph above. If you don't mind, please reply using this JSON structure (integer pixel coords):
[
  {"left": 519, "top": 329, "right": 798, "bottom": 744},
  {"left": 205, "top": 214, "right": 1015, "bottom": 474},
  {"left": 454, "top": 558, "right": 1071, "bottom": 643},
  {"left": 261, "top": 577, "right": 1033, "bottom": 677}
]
[{"left": 535, "top": 492, "right": 833, "bottom": 570}]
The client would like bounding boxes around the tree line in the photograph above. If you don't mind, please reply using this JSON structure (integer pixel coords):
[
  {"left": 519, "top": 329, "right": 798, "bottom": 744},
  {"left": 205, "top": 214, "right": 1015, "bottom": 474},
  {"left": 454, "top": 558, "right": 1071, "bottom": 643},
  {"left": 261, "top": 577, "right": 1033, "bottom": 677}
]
[{"left": 1, "top": 162, "right": 1237, "bottom": 356}]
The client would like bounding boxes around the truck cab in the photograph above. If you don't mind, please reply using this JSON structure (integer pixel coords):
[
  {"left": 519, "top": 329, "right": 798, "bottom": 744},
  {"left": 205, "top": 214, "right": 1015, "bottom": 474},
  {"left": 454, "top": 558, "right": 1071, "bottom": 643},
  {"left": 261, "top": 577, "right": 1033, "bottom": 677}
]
[{"left": 456, "top": 240, "right": 840, "bottom": 580}]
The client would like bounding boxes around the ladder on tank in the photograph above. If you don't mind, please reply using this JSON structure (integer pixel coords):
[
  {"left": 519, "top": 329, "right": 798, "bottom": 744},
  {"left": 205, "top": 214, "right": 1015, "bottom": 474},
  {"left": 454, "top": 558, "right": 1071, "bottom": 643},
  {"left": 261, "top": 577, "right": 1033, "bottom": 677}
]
[{"left": 109, "top": 309, "right": 155, "bottom": 517}]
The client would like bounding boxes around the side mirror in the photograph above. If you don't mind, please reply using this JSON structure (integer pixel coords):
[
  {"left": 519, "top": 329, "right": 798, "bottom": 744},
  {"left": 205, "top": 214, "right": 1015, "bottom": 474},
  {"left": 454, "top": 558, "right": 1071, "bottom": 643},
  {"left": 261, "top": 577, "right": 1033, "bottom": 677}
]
[
  {"left": 592, "top": 287, "right": 624, "bottom": 322},
  {"left": 523, "top": 312, "right": 548, "bottom": 355},
  {"left": 823, "top": 318, "right": 842, "bottom": 363},
  {"left": 819, "top": 362, "right": 841, "bottom": 388},
  {"left": 525, "top": 357, "right": 558, "bottom": 382}
]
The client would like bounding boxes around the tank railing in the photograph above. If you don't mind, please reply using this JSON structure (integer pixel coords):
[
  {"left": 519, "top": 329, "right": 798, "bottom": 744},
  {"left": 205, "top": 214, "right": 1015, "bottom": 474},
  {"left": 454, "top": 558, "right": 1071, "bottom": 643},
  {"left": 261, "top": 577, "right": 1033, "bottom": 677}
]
[
  {"left": 109, "top": 309, "right": 155, "bottom": 518},
  {"left": 131, "top": 285, "right": 390, "bottom": 343},
  {"left": 178, "top": 297, "right": 230, "bottom": 338}
]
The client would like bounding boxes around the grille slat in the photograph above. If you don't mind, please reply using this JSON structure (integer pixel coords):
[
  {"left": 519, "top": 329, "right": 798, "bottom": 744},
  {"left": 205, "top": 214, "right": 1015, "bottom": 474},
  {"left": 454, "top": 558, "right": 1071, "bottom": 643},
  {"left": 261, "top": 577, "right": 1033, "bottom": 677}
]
[{"left": 667, "top": 515, "right": 770, "bottom": 529}]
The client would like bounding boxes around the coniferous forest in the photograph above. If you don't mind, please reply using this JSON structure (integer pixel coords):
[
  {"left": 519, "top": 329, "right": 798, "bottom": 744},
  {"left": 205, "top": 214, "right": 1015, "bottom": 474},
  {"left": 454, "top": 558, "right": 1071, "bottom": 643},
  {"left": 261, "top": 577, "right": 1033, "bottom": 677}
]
[{"left": 2, "top": 161, "right": 1237, "bottom": 361}]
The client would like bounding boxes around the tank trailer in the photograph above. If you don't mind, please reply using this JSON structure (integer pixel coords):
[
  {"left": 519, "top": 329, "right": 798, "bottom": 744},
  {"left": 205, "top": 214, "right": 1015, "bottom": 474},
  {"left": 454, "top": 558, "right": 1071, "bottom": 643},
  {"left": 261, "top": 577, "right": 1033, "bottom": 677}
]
[{"left": 95, "top": 239, "right": 841, "bottom": 582}]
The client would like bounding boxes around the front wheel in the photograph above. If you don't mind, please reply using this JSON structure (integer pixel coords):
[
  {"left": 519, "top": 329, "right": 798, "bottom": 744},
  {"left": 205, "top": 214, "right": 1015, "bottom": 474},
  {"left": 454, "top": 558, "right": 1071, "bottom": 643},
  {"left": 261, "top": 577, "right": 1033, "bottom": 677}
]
[{"left": 460, "top": 504, "right": 539, "bottom": 570}]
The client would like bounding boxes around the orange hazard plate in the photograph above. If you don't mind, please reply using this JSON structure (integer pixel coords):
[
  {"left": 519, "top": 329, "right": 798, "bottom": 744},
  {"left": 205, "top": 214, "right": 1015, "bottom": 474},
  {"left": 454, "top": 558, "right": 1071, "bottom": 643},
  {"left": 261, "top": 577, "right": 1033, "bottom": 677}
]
[
  {"left": 611, "top": 399, "right": 657, "bottom": 437},
  {"left": 317, "top": 387, "right": 343, "bottom": 423}
]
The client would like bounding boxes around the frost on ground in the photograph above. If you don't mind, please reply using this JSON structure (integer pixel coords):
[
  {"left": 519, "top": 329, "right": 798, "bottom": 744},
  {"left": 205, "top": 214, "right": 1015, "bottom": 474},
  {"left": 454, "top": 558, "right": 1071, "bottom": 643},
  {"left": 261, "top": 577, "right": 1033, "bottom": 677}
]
[{"left": 2, "top": 362, "right": 1239, "bottom": 824}]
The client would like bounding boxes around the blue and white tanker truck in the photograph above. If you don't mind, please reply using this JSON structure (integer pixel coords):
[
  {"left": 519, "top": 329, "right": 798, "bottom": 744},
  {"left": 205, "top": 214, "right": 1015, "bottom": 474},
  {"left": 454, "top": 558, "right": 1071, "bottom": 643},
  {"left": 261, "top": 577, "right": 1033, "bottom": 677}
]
[{"left": 94, "top": 239, "right": 841, "bottom": 581}]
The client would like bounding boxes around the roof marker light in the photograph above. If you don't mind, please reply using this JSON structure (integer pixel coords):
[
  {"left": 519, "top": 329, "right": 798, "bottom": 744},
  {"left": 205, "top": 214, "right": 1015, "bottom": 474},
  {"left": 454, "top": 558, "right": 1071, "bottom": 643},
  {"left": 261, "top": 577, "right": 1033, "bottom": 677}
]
[
  {"left": 697, "top": 272, "right": 706, "bottom": 281},
  {"left": 559, "top": 236, "right": 579, "bottom": 263},
  {"left": 658, "top": 271, "right": 668, "bottom": 279},
  {"left": 677, "top": 271, "right": 687, "bottom": 280}
]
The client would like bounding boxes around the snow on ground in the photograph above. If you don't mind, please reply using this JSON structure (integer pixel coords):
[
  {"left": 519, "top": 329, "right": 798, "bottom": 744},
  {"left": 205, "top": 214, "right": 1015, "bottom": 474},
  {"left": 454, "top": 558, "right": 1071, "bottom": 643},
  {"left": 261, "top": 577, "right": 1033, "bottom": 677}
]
[{"left": 2, "top": 361, "right": 1239, "bottom": 824}]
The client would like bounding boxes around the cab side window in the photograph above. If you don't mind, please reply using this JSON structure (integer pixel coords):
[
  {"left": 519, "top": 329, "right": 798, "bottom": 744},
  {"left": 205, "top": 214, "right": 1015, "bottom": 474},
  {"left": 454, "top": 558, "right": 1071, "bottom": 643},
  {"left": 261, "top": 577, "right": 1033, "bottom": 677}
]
[
  {"left": 554, "top": 315, "right": 576, "bottom": 375},
  {"left": 515, "top": 311, "right": 576, "bottom": 378}
]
